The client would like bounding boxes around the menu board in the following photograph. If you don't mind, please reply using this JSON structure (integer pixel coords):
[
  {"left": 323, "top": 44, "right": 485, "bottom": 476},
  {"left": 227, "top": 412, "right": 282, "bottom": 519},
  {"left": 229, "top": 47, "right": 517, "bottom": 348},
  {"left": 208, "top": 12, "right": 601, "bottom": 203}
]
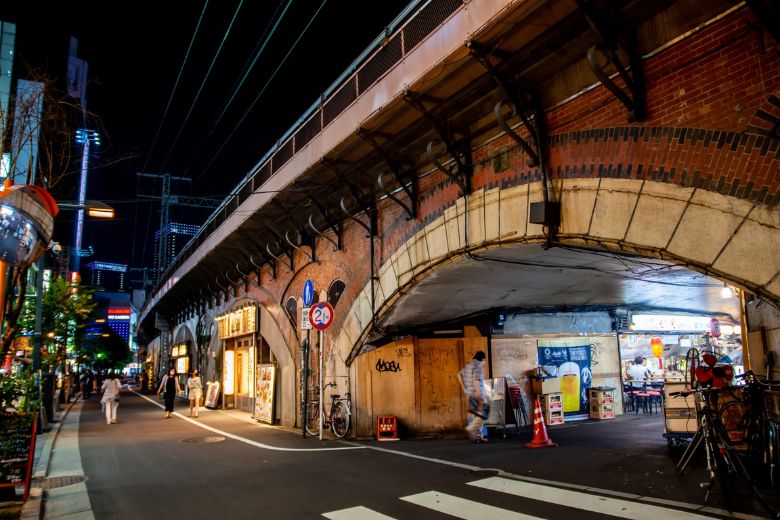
[
  {"left": 0, "top": 413, "right": 37, "bottom": 500},
  {"left": 254, "top": 364, "right": 276, "bottom": 424},
  {"left": 204, "top": 381, "right": 221, "bottom": 409}
]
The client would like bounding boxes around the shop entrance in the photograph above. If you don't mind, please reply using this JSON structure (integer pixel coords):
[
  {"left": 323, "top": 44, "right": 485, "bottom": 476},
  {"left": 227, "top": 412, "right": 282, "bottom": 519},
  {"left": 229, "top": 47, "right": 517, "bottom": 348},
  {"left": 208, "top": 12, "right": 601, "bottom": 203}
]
[{"left": 223, "top": 336, "right": 256, "bottom": 412}]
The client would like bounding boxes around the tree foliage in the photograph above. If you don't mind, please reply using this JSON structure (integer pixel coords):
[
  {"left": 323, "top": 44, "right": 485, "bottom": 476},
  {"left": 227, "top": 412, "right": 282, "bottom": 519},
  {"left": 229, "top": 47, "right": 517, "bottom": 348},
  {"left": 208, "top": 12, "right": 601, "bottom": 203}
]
[{"left": 17, "top": 276, "right": 96, "bottom": 371}]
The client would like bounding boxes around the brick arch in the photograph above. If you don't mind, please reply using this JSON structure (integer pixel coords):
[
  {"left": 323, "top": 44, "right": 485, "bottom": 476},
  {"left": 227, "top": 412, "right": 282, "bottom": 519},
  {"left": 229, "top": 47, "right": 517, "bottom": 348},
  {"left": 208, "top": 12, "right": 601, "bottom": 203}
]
[{"left": 335, "top": 179, "right": 780, "bottom": 364}]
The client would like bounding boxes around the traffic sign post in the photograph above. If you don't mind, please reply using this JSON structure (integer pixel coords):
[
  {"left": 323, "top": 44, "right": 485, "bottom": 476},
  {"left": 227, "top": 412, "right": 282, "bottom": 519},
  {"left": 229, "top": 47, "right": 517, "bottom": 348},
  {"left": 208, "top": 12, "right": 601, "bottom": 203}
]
[
  {"left": 301, "top": 307, "right": 312, "bottom": 330},
  {"left": 301, "top": 280, "right": 314, "bottom": 438},
  {"left": 303, "top": 279, "right": 314, "bottom": 307},
  {"left": 309, "top": 302, "right": 334, "bottom": 331}
]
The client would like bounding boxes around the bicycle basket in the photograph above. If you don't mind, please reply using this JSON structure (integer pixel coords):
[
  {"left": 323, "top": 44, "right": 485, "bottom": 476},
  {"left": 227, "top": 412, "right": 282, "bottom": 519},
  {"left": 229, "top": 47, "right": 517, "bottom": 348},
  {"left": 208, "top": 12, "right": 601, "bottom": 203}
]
[{"left": 765, "top": 391, "right": 780, "bottom": 423}]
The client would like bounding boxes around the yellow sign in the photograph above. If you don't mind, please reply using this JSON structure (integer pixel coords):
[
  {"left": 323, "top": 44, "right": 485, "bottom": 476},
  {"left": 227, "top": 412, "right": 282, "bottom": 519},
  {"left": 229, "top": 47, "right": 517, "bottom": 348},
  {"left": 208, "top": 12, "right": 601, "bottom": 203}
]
[
  {"left": 176, "top": 357, "right": 189, "bottom": 374},
  {"left": 216, "top": 306, "right": 257, "bottom": 340}
]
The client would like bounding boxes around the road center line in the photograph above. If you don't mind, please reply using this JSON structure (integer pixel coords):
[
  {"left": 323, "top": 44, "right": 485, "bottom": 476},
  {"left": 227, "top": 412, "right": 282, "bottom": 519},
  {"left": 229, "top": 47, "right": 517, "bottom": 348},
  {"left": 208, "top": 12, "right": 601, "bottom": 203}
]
[{"left": 132, "top": 390, "right": 364, "bottom": 452}]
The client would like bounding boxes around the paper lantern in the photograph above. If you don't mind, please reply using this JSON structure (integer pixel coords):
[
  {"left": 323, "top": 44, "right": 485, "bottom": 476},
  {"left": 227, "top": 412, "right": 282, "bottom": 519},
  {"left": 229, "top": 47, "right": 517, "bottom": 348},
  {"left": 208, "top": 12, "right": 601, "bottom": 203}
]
[{"left": 651, "top": 337, "right": 664, "bottom": 357}]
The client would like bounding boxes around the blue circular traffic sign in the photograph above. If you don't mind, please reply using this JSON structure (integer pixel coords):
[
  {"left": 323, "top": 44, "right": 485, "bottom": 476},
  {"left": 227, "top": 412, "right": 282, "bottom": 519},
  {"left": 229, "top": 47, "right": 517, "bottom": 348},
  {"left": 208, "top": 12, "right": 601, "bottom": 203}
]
[
  {"left": 309, "top": 302, "right": 334, "bottom": 330},
  {"left": 302, "top": 279, "right": 314, "bottom": 307}
]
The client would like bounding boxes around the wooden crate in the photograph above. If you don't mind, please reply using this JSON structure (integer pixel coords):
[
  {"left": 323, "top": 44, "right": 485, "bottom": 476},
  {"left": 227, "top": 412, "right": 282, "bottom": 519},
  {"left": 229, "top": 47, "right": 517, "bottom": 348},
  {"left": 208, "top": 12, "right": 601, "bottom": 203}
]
[{"left": 664, "top": 382, "right": 696, "bottom": 410}]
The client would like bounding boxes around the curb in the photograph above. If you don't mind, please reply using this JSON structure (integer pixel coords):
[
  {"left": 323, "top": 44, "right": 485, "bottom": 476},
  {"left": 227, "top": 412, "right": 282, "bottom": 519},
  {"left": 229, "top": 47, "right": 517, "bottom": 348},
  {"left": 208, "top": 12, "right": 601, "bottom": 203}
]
[{"left": 20, "top": 395, "right": 81, "bottom": 520}]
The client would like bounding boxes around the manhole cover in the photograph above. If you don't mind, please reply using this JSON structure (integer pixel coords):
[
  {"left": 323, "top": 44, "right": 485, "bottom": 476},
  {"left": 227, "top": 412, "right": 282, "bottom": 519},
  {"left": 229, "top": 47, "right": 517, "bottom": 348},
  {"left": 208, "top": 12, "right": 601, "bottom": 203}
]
[
  {"left": 181, "top": 436, "right": 226, "bottom": 444},
  {"left": 43, "top": 476, "right": 86, "bottom": 489}
]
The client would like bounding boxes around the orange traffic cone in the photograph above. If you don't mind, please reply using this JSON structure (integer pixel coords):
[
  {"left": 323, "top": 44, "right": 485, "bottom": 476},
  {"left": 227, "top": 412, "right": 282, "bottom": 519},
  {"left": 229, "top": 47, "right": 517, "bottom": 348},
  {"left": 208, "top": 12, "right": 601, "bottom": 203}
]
[{"left": 526, "top": 397, "right": 558, "bottom": 448}]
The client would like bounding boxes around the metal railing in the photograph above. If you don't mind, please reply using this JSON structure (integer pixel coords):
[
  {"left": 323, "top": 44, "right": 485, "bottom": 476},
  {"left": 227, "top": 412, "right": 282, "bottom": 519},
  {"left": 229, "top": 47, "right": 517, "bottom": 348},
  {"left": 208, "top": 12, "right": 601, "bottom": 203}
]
[{"left": 149, "top": 0, "right": 465, "bottom": 303}]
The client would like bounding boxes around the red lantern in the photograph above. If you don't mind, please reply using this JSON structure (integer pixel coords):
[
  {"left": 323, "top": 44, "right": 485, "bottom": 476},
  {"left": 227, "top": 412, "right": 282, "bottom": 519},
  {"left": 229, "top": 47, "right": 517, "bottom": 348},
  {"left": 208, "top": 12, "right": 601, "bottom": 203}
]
[{"left": 651, "top": 337, "right": 664, "bottom": 357}]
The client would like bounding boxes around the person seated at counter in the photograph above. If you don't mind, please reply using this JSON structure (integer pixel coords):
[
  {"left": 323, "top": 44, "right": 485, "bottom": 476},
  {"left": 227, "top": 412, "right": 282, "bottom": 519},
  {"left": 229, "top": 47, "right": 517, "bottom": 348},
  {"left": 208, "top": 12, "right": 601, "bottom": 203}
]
[{"left": 627, "top": 356, "right": 652, "bottom": 389}]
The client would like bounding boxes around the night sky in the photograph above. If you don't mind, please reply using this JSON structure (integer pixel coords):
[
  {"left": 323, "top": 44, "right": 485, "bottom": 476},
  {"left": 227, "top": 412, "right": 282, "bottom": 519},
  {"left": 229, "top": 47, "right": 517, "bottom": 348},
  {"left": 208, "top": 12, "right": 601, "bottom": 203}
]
[{"left": 1, "top": 1, "right": 407, "bottom": 275}]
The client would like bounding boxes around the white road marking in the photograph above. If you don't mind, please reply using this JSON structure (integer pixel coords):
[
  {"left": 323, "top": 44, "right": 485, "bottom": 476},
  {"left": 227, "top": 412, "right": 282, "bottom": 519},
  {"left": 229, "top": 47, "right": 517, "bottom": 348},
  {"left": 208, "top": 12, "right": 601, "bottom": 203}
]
[
  {"left": 132, "top": 390, "right": 363, "bottom": 452},
  {"left": 469, "top": 477, "right": 717, "bottom": 520},
  {"left": 401, "top": 491, "right": 544, "bottom": 519},
  {"left": 322, "top": 506, "right": 397, "bottom": 519}
]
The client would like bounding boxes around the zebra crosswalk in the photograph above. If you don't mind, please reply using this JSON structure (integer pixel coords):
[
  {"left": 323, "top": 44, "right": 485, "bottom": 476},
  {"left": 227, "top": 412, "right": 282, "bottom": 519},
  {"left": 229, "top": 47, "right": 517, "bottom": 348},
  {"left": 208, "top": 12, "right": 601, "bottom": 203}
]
[{"left": 322, "top": 476, "right": 742, "bottom": 520}]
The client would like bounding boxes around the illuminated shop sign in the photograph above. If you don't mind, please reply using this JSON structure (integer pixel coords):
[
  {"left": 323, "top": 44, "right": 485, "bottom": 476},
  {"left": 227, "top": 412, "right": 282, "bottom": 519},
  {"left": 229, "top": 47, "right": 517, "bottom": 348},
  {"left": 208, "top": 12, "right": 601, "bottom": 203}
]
[
  {"left": 176, "top": 357, "right": 189, "bottom": 374},
  {"left": 631, "top": 314, "right": 715, "bottom": 332},
  {"left": 223, "top": 350, "right": 235, "bottom": 395},
  {"left": 108, "top": 308, "right": 131, "bottom": 315},
  {"left": 171, "top": 343, "right": 188, "bottom": 357},
  {"left": 108, "top": 315, "right": 130, "bottom": 321},
  {"left": 216, "top": 306, "right": 257, "bottom": 339}
]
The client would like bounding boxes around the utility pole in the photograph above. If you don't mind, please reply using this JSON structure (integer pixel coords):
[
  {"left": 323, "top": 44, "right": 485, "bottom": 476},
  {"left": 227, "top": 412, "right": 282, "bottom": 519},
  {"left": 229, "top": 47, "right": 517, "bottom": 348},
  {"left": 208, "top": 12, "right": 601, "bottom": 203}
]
[{"left": 136, "top": 173, "right": 221, "bottom": 280}]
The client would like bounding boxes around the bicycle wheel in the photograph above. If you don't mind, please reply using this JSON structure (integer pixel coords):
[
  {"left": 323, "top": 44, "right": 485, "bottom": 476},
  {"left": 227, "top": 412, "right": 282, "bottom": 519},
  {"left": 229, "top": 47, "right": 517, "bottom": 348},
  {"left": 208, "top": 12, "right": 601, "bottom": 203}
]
[
  {"left": 330, "top": 401, "right": 350, "bottom": 438},
  {"left": 718, "top": 400, "right": 748, "bottom": 446},
  {"left": 305, "top": 401, "right": 321, "bottom": 436}
]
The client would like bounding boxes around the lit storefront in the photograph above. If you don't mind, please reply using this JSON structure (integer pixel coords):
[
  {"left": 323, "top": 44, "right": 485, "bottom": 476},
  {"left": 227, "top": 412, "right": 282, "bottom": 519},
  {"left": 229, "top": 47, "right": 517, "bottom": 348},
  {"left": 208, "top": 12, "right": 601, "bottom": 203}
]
[
  {"left": 620, "top": 314, "right": 742, "bottom": 383},
  {"left": 170, "top": 342, "right": 190, "bottom": 395},
  {"left": 216, "top": 305, "right": 257, "bottom": 412}
]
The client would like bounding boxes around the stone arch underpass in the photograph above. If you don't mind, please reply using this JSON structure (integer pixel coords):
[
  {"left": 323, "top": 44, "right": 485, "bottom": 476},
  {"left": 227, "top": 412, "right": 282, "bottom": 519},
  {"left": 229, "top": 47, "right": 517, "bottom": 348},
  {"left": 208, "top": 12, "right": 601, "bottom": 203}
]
[{"left": 336, "top": 178, "right": 780, "bottom": 365}]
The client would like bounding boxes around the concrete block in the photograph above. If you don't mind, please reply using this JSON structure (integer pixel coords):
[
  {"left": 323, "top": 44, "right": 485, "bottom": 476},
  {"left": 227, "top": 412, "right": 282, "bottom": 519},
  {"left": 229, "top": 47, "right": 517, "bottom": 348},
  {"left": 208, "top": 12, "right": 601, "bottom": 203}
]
[
  {"left": 667, "top": 200, "right": 743, "bottom": 265},
  {"left": 559, "top": 179, "right": 598, "bottom": 236},
  {"left": 589, "top": 180, "right": 639, "bottom": 240},
  {"left": 444, "top": 204, "right": 463, "bottom": 252},
  {"left": 625, "top": 191, "right": 687, "bottom": 249},
  {"left": 498, "top": 184, "right": 528, "bottom": 239},
  {"left": 378, "top": 260, "right": 399, "bottom": 302},
  {"left": 713, "top": 218, "right": 780, "bottom": 286},
  {"left": 424, "top": 216, "right": 449, "bottom": 261},
  {"left": 526, "top": 183, "right": 546, "bottom": 238},
  {"left": 466, "top": 189, "right": 486, "bottom": 245},
  {"left": 483, "top": 187, "right": 501, "bottom": 242}
]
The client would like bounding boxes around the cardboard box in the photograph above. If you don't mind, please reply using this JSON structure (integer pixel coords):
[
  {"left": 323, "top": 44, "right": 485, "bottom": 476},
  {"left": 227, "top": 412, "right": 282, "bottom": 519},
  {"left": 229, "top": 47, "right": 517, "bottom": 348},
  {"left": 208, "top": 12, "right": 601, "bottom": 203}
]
[
  {"left": 664, "top": 382, "right": 696, "bottom": 409},
  {"left": 532, "top": 377, "right": 560, "bottom": 395},
  {"left": 665, "top": 417, "right": 698, "bottom": 434}
]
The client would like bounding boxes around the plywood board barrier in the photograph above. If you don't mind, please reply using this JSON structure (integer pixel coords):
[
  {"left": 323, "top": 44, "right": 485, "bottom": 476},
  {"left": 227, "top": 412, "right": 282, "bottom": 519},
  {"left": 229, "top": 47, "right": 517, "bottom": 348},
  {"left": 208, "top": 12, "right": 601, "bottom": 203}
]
[
  {"left": 367, "top": 339, "right": 417, "bottom": 432},
  {"left": 418, "top": 338, "right": 465, "bottom": 432}
]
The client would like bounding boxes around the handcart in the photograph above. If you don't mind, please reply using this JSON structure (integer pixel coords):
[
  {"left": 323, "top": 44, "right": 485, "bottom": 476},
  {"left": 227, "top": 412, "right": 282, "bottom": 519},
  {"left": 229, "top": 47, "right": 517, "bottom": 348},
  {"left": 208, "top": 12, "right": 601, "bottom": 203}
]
[{"left": 662, "top": 381, "right": 698, "bottom": 451}]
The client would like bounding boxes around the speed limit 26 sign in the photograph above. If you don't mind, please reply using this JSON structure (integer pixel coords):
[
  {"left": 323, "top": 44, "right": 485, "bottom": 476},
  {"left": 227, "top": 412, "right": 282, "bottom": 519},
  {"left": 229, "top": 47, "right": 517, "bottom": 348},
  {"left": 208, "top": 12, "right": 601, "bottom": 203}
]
[{"left": 309, "top": 302, "right": 334, "bottom": 330}]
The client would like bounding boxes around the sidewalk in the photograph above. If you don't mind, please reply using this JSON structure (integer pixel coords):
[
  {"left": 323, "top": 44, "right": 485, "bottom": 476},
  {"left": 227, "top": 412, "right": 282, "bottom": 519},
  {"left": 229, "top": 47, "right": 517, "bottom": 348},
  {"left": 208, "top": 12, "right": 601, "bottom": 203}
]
[{"left": 20, "top": 397, "right": 93, "bottom": 520}]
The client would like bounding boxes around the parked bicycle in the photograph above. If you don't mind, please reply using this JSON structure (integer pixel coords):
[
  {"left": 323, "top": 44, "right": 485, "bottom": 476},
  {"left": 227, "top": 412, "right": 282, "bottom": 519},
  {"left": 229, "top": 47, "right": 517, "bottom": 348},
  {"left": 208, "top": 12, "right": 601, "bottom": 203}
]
[
  {"left": 672, "top": 384, "right": 769, "bottom": 512},
  {"left": 305, "top": 382, "right": 351, "bottom": 438}
]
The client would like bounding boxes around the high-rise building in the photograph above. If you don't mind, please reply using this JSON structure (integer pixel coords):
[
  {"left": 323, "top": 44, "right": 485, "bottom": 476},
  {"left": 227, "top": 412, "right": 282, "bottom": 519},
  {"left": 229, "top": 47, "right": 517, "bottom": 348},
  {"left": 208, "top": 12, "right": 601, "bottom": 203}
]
[
  {"left": 0, "top": 22, "right": 14, "bottom": 181},
  {"left": 87, "top": 261, "right": 127, "bottom": 291},
  {"left": 153, "top": 222, "right": 199, "bottom": 274}
]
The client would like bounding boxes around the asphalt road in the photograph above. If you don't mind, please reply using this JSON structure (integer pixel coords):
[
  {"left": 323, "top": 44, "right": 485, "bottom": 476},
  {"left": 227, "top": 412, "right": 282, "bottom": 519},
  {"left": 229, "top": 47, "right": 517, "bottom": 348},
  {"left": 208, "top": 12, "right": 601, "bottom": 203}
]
[{"left": 76, "top": 391, "right": 776, "bottom": 519}]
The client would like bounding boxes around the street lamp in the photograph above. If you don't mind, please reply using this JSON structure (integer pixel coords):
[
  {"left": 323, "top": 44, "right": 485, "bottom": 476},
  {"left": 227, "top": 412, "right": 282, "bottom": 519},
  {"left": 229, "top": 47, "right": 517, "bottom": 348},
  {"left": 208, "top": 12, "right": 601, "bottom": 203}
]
[{"left": 58, "top": 200, "right": 115, "bottom": 219}]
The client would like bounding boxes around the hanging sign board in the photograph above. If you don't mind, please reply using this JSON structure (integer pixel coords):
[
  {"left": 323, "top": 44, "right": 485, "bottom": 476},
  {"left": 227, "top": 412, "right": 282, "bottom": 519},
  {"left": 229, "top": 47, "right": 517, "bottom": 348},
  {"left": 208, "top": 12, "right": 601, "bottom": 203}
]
[
  {"left": 216, "top": 306, "right": 257, "bottom": 339},
  {"left": 255, "top": 364, "right": 277, "bottom": 423},
  {"left": 309, "top": 302, "right": 334, "bottom": 331}
]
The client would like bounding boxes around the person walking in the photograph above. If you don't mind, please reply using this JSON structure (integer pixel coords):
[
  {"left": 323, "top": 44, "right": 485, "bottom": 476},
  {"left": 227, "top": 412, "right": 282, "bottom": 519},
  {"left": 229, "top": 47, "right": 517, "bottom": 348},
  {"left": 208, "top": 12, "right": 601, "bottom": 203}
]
[
  {"left": 157, "top": 368, "right": 181, "bottom": 418},
  {"left": 187, "top": 369, "right": 203, "bottom": 418},
  {"left": 100, "top": 373, "right": 122, "bottom": 425},
  {"left": 81, "top": 370, "right": 94, "bottom": 400},
  {"left": 458, "top": 351, "right": 489, "bottom": 443}
]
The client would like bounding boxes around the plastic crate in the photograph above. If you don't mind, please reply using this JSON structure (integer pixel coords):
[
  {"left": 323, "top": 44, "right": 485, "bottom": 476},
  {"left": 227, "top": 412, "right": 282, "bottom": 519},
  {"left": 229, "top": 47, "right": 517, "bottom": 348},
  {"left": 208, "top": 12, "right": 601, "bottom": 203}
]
[
  {"left": 590, "top": 403, "right": 615, "bottom": 420},
  {"left": 541, "top": 393, "right": 563, "bottom": 411},
  {"left": 544, "top": 408, "right": 564, "bottom": 425},
  {"left": 588, "top": 387, "right": 615, "bottom": 405}
]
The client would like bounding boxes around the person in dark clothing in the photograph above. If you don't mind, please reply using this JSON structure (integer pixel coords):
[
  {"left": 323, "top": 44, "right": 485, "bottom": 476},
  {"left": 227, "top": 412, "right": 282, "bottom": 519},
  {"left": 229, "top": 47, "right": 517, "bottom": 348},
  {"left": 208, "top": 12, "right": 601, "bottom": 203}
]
[
  {"left": 156, "top": 368, "right": 181, "bottom": 418},
  {"left": 81, "top": 371, "right": 94, "bottom": 399}
]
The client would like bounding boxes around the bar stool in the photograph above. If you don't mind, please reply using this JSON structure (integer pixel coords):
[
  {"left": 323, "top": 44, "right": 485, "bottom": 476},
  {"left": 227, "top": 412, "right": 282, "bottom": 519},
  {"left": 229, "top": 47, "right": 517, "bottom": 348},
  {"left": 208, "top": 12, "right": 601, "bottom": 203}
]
[
  {"left": 634, "top": 391, "right": 651, "bottom": 414},
  {"left": 645, "top": 390, "right": 662, "bottom": 414}
]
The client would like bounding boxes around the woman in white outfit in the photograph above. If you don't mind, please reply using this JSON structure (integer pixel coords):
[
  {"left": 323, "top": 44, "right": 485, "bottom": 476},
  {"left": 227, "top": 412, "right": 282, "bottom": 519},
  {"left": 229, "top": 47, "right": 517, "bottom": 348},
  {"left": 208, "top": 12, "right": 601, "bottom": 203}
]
[
  {"left": 101, "top": 373, "right": 122, "bottom": 424},
  {"left": 187, "top": 369, "right": 203, "bottom": 417}
]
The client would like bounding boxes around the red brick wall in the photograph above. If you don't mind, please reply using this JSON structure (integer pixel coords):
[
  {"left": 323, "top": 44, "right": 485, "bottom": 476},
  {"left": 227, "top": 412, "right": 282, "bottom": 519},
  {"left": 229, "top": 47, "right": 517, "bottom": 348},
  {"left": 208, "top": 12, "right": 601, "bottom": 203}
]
[{"left": 178, "top": 6, "right": 779, "bottom": 355}]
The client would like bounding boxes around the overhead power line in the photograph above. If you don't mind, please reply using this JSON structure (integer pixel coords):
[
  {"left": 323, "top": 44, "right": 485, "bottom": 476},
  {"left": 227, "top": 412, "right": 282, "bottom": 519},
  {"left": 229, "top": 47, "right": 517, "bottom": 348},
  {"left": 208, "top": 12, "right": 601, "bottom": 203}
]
[
  {"left": 194, "top": 0, "right": 329, "bottom": 185},
  {"left": 159, "top": 0, "right": 246, "bottom": 174},
  {"left": 209, "top": 0, "right": 294, "bottom": 134},
  {"left": 141, "top": 0, "right": 211, "bottom": 173}
]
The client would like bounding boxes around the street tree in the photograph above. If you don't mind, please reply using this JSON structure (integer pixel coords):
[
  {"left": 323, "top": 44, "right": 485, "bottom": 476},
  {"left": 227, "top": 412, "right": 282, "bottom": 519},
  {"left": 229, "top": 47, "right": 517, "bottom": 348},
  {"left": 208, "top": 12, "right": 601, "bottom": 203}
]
[
  {"left": 81, "top": 326, "right": 131, "bottom": 372},
  {"left": 17, "top": 276, "right": 96, "bottom": 371}
]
